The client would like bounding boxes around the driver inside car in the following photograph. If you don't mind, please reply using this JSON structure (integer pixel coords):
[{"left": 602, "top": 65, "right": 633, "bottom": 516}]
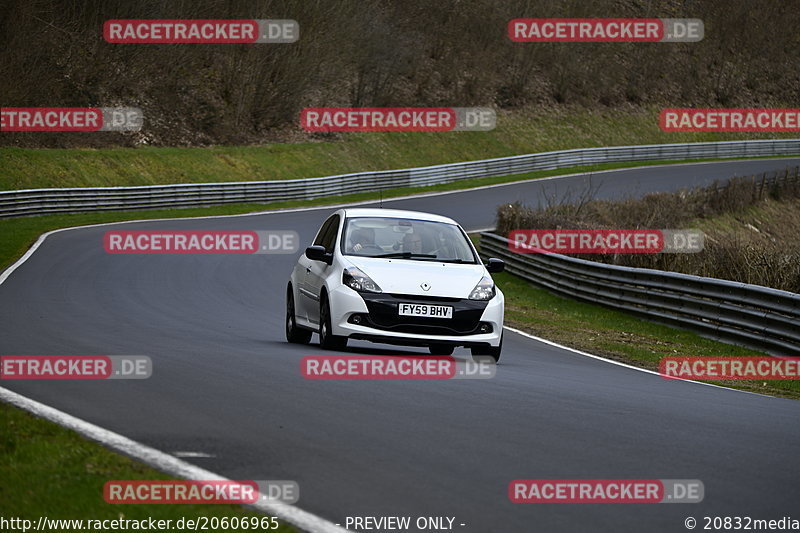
[
  {"left": 402, "top": 231, "right": 424, "bottom": 253},
  {"left": 349, "top": 227, "right": 377, "bottom": 253}
]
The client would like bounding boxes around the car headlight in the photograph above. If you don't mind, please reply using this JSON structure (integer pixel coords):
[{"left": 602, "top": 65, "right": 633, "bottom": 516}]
[
  {"left": 468, "top": 275, "right": 495, "bottom": 300},
  {"left": 343, "top": 267, "right": 382, "bottom": 293}
]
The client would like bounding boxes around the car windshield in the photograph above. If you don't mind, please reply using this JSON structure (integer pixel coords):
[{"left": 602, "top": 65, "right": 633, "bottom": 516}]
[{"left": 342, "top": 217, "right": 477, "bottom": 263}]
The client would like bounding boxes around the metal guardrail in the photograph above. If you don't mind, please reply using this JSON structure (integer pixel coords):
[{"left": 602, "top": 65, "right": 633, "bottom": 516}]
[
  {"left": 1, "top": 139, "right": 799, "bottom": 218},
  {"left": 480, "top": 232, "right": 800, "bottom": 357}
]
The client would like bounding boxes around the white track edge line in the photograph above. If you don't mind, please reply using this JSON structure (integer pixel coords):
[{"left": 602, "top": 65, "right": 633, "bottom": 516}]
[
  {"left": 0, "top": 387, "right": 349, "bottom": 533},
  {"left": 503, "top": 326, "right": 770, "bottom": 397}
]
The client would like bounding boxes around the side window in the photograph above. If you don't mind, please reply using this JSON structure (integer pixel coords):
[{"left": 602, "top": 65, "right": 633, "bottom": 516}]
[
  {"left": 313, "top": 216, "right": 335, "bottom": 247},
  {"left": 320, "top": 214, "right": 340, "bottom": 252},
  {"left": 313, "top": 214, "right": 340, "bottom": 253}
]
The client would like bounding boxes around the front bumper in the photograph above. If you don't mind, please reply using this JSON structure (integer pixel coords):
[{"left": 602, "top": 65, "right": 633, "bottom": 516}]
[{"left": 328, "top": 285, "right": 504, "bottom": 347}]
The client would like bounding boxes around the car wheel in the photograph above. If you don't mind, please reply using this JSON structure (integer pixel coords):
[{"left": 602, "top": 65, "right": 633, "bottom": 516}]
[
  {"left": 470, "top": 334, "right": 502, "bottom": 363},
  {"left": 319, "top": 294, "right": 348, "bottom": 350},
  {"left": 286, "top": 287, "right": 312, "bottom": 344},
  {"left": 428, "top": 344, "right": 455, "bottom": 356}
]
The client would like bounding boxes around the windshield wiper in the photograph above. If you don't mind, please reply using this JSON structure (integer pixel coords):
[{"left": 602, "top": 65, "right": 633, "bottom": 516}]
[
  {"left": 374, "top": 252, "right": 474, "bottom": 263},
  {"left": 374, "top": 252, "right": 438, "bottom": 259}
]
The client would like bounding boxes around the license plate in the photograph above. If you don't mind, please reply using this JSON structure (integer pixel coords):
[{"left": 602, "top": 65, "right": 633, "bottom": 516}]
[{"left": 398, "top": 303, "right": 453, "bottom": 319}]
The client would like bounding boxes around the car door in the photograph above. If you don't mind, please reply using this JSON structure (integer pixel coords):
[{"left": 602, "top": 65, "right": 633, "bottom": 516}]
[
  {"left": 302, "top": 214, "right": 340, "bottom": 327},
  {"left": 295, "top": 216, "right": 331, "bottom": 321}
]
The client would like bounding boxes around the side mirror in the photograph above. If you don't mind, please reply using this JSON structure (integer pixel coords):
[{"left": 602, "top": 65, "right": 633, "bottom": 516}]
[
  {"left": 486, "top": 258, "right": 505, "bottom": 273},
  {"left": 305, "top": 245, "right": 332, "bottom": 265}
]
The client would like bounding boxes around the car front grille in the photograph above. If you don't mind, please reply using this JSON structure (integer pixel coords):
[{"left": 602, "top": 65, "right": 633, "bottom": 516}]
[{"left": 358, "top": 293, "right": 488, "bottom": 335}]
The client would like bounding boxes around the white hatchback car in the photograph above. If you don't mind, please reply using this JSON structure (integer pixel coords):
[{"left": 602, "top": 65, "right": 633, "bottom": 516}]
[{"left": 286, "top": 208, "right": 505, "bottom": 361}]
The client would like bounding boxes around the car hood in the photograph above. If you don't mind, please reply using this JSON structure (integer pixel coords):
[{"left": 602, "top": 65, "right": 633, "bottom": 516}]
[{"left": 345, "top": 257, "right": 486, "bottom": 298}]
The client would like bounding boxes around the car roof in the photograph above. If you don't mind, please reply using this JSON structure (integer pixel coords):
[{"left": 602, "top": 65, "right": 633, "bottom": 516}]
[{"left": 341, "top": 208, "right": 459, "bottom": 225}]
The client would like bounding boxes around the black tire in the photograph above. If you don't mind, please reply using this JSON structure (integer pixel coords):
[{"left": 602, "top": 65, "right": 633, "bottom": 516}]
[
  {"left": 470, "top": 334, "right": 502, "bottom": 363},
  {"left": 319, "top": 294, "right": 348, "bottom": 350},
  {"left": 428, "top": 344, "right": 455, "bottom": 356},
  {"left": 286, "top": 287, "right": 312, "bottom": 344}
]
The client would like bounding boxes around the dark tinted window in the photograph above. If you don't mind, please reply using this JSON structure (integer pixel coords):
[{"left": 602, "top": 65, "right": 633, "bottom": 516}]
[{"left": 314, "top": 214, "right": 340, "bottom": 253}]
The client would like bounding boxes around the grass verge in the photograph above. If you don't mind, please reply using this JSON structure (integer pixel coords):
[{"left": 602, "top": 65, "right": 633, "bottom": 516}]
[
  {"left": 2, "top": 105, "right": 797, "bottom": 190},
  {"left": 491, "top": 271, "right": 800, "bottom": 400},
  {"left": 0, "top": 402, "right": 296, "bottom": 532}
]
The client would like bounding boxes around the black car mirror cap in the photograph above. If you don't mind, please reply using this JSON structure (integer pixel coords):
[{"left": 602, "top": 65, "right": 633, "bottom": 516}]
[
  {"left": 305, "top": 245, "right": 333, "bottom": 265},
  {"left": 486, "top": 258, "right": 505, "bottom": 273}
]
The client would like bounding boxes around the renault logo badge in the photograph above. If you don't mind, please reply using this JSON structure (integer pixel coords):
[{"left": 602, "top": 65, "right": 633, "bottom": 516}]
[{"left": 421, "top": 282, "right": 431, "bottom": 291}]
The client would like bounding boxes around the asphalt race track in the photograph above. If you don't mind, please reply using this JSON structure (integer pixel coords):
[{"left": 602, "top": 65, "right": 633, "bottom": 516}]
[{"left": 2, "top": 158, "right": 800, "bottom": 532}]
